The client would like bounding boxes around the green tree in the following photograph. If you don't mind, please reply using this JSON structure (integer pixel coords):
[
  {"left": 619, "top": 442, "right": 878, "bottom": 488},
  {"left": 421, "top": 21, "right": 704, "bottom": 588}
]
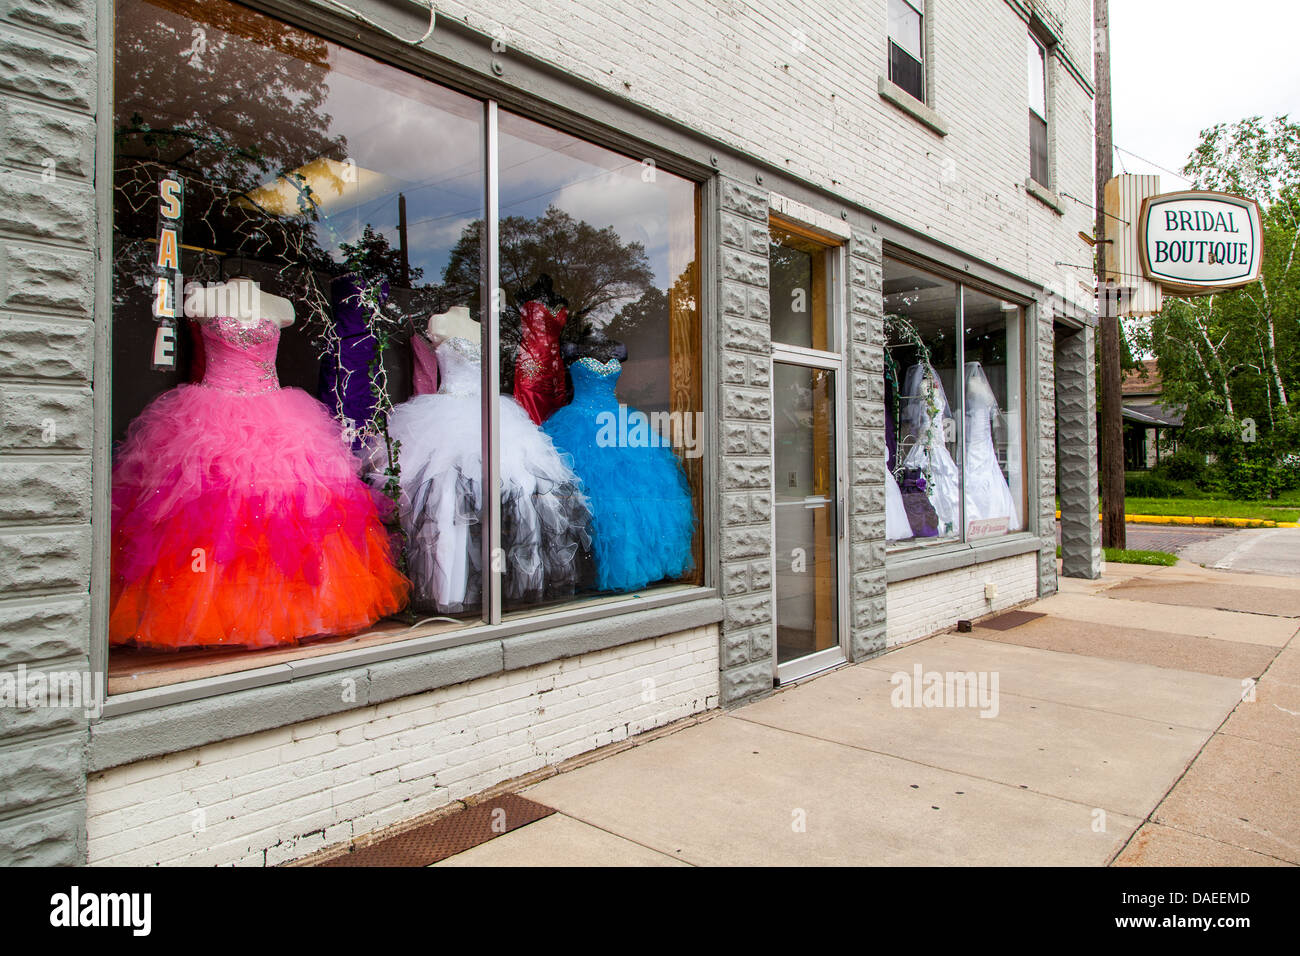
[{"left": 1143, "top": 116, "right": 1299, "bottom": 494}]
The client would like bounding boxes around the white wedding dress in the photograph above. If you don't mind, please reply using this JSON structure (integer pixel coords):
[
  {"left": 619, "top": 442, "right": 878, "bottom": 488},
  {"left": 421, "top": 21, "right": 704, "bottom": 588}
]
[
  {"left": 885, "top": 469, "right": 912, "bottom": 541},
  {"left": 368, "top": 336, "right": 591, "bottom": 613},
  {"left": 962, "top": 361, "right": 1021, "bottom": 535},
  {"left": 899, "top": 363, "right": 961, "bottom": 537}
]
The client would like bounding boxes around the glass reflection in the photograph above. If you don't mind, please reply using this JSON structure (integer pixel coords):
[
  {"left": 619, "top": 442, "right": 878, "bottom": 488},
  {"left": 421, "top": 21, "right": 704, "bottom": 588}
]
[{"left": 884, "top": 259, "right": 962, "bottom": 547}]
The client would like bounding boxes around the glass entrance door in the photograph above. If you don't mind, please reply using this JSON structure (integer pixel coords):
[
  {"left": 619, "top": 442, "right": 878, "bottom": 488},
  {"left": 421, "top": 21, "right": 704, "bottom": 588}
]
[
  {"left": 768, "top": 218, "right": 846, "bottom": 684},
  {"left": 773, "top": 361, "right": 842, "bottom": 679}
]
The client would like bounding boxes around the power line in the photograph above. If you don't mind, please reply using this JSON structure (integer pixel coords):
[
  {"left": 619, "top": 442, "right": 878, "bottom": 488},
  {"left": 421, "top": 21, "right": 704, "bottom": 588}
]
[{"left": 1113, "top": 145, "right": 1194, "bottom": 184}]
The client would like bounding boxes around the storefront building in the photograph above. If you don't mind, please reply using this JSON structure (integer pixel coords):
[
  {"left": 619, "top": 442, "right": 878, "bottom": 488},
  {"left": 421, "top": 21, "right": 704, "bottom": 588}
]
[{"left": 0, "top": 0, "right": 1101, "bottom": 865}]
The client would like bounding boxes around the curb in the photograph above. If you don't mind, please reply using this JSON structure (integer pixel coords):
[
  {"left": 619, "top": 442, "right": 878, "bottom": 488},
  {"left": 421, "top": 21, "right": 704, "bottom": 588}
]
[{"left": 1054, "top": 509, "right": 1299, "bottom": 529}]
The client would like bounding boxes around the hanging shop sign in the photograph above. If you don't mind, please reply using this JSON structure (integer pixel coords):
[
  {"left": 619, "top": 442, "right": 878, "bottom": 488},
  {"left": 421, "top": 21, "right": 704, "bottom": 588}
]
[
  {"left": 151, "top": 171, "right": 183, "bottom": 369},
  {"left": 1137, "top": 190, "right": 1263, "bottom": 295}
]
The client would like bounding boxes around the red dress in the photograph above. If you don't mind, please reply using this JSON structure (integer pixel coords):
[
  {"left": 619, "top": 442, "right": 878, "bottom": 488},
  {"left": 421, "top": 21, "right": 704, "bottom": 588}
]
[{"left": 512, "top": 300, "right": 568, "bottom": 425}]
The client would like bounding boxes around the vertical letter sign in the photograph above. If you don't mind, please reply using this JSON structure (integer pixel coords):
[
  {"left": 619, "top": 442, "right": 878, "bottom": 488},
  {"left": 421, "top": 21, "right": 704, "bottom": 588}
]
[{"left": 152, "top": 172, "right": 183, "bottom": 369}]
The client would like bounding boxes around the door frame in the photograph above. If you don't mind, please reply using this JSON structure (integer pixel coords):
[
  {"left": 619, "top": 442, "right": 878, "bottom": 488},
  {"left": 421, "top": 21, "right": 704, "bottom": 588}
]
[{"left": 769, "top": 234, "right": 851, "bottom": 686}]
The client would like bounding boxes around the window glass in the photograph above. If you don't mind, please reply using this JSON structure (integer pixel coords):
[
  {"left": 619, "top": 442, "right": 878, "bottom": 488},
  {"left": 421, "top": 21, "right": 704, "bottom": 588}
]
[
  {"left": 962, "top": 291, "right": 1025, "bottom": 538},
  {"left": 1027, "top": 34, "right": 1047, "bottom": 118},
  {"left": 769, "top": 222, "right": 835, "bottom": 351},
  {"left": 884, "top": 259, "right": 961, "bottom": 548},
  {"left": 883, "top": 256, "right": 1027, "bottom": 552},
  {"left": 491, "top": 110, "right": 703, "bottom": 612},
  {"left": 773, "top": 363, "right": 839, "bottom": 665},
  {"left": 108, "top": 0, "right": 704, "bottom": 692},
  {"left": 888, "top": 0, "right": 924, "bottom": 101},
  {"left": 889, "top": 0, "right": 923, "bottom": 59},
  {"left": 111, "top": 0, "right": 486, "bottom": 690},
  {"left": 1028, "top": 33, "right": 1049, "bottom": 184}
]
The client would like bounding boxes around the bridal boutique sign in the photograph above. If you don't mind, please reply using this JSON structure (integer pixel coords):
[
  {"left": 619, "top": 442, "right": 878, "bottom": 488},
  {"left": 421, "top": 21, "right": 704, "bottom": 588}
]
[{"left": 1138, "top": 191, "right": 1263, "bottom": 294}]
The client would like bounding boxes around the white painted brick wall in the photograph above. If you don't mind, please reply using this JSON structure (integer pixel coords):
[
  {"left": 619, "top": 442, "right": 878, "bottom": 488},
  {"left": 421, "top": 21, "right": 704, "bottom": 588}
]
[
  {"left": 85, "top": 625, "right": 719, "bottom": 866},
  {"left": 435, "top": 0, "right": 1096, "bottom": 313},
  {"left": 885, "top": 553, "right": 1038, "bottom": 645}
]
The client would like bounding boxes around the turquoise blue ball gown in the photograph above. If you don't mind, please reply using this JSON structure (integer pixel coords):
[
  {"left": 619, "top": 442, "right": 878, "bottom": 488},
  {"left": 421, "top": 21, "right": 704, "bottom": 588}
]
[{"left": 543, "top": 357, "right": 696, "bottom": 593}]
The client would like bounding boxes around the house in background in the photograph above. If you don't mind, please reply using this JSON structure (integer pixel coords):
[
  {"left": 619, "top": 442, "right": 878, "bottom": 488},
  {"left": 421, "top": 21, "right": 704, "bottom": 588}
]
[{"left": 1121, "top": 359, "right": 1184, "bottom": 469}]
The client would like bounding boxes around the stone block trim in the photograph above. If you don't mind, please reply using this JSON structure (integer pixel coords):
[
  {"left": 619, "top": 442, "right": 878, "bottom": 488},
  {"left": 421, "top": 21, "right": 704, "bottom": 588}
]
[
  {"left": 847, "top": 227, "right": 887, "bottom": 661},
  {"left": 1037, "top": 299, "right": 1059, "bottom": 595},
  {"left": 0, "top": 0, "right": 96, "bottom": 865},
  {"left": 716, "top": 175, "right": 774, "bottom": 706},
  {"left": 1055, "top": 324, "right": 1102, "bottom": 579}
]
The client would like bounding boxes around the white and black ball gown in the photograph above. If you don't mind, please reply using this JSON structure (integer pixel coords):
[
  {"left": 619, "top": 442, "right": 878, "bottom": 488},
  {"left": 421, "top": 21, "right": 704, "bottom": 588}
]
[
  {"left": 369, "top": 335, "right": 591, "bottom": 613},
  {"left": 962, "top": 361, "right": 1021, "bottom": 534},
  {"left": 899, "top": 363, "right": 961, "bottom": 537}
]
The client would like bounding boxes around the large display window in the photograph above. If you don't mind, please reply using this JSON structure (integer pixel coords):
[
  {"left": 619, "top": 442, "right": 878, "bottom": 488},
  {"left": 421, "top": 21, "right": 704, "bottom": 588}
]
[
  {"left": 107, "top": 0, "right": 703, "bottom": 692},
  {"left": 883, "top": 255, "right": 1026, "bottom": 549}
]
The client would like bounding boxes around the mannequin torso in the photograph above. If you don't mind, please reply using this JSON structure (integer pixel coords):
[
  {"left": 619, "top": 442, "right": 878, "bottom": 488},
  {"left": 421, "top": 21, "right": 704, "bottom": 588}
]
[
  {"left": 425, "top": 305, "right": 479, "bottom": 346},
  {"left": 186, "top": 277, "right": 295, "bottom": 328}
]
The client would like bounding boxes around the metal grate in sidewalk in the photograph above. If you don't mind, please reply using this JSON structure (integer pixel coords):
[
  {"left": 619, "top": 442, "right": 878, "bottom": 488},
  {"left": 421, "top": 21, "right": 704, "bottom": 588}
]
[
  {"left": 978, "top": 610, "right": 1048, "bottom": 631},
  {"left": 317, "top": 793, "right": 556, "bottom": 867}
]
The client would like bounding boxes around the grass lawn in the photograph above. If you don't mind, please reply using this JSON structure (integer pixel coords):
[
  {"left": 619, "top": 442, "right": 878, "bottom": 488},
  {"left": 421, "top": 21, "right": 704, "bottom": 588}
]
[
  {"left": 1055, "top": 545, "right": 1179, "bottom": 566},
  {"left": 1122, "top": 498, "right": 1300, "bottom": 522}
]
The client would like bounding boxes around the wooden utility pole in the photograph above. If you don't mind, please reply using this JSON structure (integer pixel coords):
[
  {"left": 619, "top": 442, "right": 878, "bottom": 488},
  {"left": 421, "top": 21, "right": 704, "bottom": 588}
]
[{"left": 1095, "top": 0, "right": 1125, "bottom": 549}]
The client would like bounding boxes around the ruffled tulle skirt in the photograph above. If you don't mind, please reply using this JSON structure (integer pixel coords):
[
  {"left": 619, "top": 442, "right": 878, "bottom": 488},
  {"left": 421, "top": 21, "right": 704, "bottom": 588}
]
[
  {"left": 543, "top": 404, "right": 695, "bottom": 593},
  {"left": 376, "top": 393, "right": 591, "bottom": 613},
  {"left": 110, "top": 383, "right": 410, "bottom": 650},
  {"left": 885, "top": 469, "right": 913, "bottom": 541}
]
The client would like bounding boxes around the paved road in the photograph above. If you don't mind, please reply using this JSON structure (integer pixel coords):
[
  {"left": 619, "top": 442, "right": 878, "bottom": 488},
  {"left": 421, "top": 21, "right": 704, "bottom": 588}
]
[
  {"left": 1055, "top": 521, "right": 1235, "bottom": 554},
  {"left": 1056, "top": 522, "right": 1300, "bottom": 577},
  {"left": 1120, "top": 523, "right": 1236, "bottom": 554},
  {"left": 1178, "top": 527, "right": 1300, "bottom": 576}
]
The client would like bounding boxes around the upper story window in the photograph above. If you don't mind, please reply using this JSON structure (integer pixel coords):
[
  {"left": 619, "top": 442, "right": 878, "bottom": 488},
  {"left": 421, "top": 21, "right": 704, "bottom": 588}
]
[
  {"left": 1027, "top": 32, "right": 1049, "bottom": 186},
  {"left": 888, "top": 0, "right": 925, "bottom": 102}
]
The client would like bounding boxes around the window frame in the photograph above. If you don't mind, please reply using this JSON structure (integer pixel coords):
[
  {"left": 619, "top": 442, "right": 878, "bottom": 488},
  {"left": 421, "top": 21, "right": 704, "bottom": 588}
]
[
  {"left": 887, "top": 0, "right": 926, "bottom": 103},
  {"left": 1027, "top": 29, "right": 1051, "bottom": 188},
  {"left": 880, "top": 247, "right": 1034, "bottom": 557},
  {"left": 91, "top": 0, "right": 720, "bottom": 713}
]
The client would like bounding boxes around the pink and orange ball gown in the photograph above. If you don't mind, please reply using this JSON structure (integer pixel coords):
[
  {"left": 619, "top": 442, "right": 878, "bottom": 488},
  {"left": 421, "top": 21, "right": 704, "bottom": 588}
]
[{"left": 109, "top": 314, "right": 410, "bottom": 650}]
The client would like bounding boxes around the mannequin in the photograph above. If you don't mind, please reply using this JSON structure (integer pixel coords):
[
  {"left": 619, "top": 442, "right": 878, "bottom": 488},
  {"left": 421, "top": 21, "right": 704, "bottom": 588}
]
[
  {"left": 513, "top": 274, "right": 569, "bottom": 425},
  {"left": 111, "top": 273, "right": 408, "bottom": 649},
  {"left": 320, "top": 274, "right": 385, "bottom": 444},
  {"left": 426, "top": 305, "right": 479, "bottom": 346},
  {"left": 413, "top": 305, "right": 479, "bottom": 396},
  {"left": 185, "top": 275, "right": 295, "bottom": 328}
]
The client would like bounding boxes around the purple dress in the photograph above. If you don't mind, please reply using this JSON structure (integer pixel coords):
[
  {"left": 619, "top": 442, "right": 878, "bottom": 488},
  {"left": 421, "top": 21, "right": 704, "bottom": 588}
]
[{"left": 319, "top": 274, "right": 386, "bottom": 446}]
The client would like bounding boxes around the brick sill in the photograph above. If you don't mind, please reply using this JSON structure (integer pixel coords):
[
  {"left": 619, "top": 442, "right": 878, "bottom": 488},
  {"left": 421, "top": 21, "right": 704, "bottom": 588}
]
[
  {"left": 1025, "top": 177, "right": 1066, "bottom": 215},
  {"left": 877, "top": 75, "right": 949, "bottom": 136}
]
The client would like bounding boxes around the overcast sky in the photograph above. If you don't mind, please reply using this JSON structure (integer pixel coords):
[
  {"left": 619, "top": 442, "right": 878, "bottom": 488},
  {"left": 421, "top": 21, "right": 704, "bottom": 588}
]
[{"left": 1110, "top": 1, "right": 1300, "bottom": 186}]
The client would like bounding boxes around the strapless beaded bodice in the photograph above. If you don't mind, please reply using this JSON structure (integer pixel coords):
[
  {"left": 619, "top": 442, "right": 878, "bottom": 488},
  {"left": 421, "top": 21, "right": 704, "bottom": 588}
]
[
  {"left": 199, "top": 316, "right": 280, "bottom": 395},
  {"left": 567, "top": 357, "right": 621, "bottom": 412},
  {"left": 435, "top": 336, "right": 481, "bottom": 397}
]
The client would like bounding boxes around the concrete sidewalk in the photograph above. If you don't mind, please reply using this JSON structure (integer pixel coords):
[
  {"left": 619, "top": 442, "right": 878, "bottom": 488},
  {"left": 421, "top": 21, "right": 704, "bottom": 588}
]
[{"left": 434, "top": 561, "right": 1300, "bottom": 867}]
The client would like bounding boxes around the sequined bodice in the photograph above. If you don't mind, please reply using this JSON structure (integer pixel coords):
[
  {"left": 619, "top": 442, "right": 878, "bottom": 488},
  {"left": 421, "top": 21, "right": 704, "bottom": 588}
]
[
  {"left": 199, "top": 316, "right": 280, "bottom": 394},
  {"left": 567, "top": 357, "right": 621, "bottom": 412},
  {"left": 513, "top": 301, "right": 568, "bottom": 425},
  {"left": 435, "top": 336, "right": 481, "bottom": 397}
]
